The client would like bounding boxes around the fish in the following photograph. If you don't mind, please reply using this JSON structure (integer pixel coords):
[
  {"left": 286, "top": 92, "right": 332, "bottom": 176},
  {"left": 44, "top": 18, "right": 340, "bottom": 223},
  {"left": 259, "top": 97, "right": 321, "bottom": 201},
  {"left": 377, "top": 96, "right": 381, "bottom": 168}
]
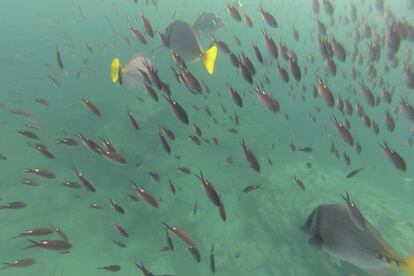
[
  {"left": 25, "top": 168, "right": 55, "bottom": 179},
  {"left": 379, "top": 142, "right": 407, "bottom": 172},
  {"left": 162, "top": 94, "right": 189, "bottom": 125},
  {"left": 0, "top": 201, "right": 26, "bottom": 210},
  {"left": 210, "top": 243, "right": 216, "bottom": 273},
  {"left": 24, "top": 239, "right": 71, "bottom": 251},
  {"left": 98, "top": 265, "right": 121, "bottom": 272},
  {"left": 163, "top": 20, "right": 218, "bottom": 74},
  {"left": 193, "top": 12, "right": 224, "bottom": 36},
  {"left": 132, "top": 181, "right": 159, "bottom": 208},
  {"left": 346, "top": 167, "right": 367, "bottom": 179},
  {"left": 110, "top": 54, "right": 153, "bottom": 88},
  {"left": 241, "top": 139, "right": 260, "bottom": 173},
  {"left": 341, "top": 192, "right": 366, "bottom": 231},
  {"left": 195, "top": 170, "right": 221, "bottom": 207},
  {"left": 1, "top": 258, "right": 36, "bottom": 269},
  {"left": 13, "top": 227, "right": 54, "bottom": 238},
  {"left": 56, "top": 46, "right": 64, "bottom": 70},
  {"left": 163, "top": 223, "right": 196, "bottom": 247},
  {"left": 301, "top": 204, "right": 414, "bottom": 275}
]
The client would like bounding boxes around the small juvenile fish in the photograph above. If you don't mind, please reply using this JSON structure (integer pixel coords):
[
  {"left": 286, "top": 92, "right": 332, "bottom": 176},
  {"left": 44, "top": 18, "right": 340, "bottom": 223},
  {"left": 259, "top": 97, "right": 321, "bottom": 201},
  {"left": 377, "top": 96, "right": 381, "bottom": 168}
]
[
  {"left": 98, "top": 265, "right": 121, "bottom": 272},
  {"left": 346, "top": 167, "right": 367, "bottom": 179},
  {"left": 187, "top": 246, "right": 201, "bottom": 263},
  {"left": 112, "top": 222, "right": 128, "bottom": 238},
  {"left": 78, "top": 97, "right": 101, "bottom": 116},
  {"left": 243, "top": 184, "right": 261, "bottom": 193},
  {"left": 292, "top": 175, "right": 305, "bottom": 191}
]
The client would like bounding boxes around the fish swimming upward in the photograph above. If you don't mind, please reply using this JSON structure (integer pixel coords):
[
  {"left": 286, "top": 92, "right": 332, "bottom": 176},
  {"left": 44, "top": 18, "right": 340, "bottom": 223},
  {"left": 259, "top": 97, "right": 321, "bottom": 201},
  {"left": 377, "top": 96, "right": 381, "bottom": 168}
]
[{"left": 301, "top": 204, "right": 414, "bottom": 275}]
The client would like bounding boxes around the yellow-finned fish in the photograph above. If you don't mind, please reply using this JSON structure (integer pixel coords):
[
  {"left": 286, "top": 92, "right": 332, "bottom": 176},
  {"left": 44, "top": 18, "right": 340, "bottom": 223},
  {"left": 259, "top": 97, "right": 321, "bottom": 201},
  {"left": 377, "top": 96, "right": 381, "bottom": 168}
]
[
  {"left": 301, "top": 204, "right": 414, "bottom": 275},
  {"left": 163, "top": 19, "right": 218, "bottom": 75},
  {"left": 111, "top": 54, "right": 153, "bottom": 88}
]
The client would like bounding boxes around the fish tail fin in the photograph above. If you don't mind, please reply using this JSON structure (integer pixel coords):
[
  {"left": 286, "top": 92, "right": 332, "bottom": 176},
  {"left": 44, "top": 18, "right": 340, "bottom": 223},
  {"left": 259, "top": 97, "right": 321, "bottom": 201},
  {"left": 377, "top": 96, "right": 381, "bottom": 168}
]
[
  {"left": 24, "top": 239, "right": 40, "bottom": 249},
  {"left": 111, "top": 58, "right": 121, "bottom": 83},
  {"left": 202, "top": 44, "right": 218, "bottom": 75},
  {"left": 401, "top": 255, "right": 414, "bottom": 275}
]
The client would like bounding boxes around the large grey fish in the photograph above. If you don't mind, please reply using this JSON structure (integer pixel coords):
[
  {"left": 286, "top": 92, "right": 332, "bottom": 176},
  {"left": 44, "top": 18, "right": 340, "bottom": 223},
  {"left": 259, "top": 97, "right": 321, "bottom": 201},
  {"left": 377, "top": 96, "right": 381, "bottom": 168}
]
[
  {"left": 193, "top": 12, "right": 225, "bottom": 36},
  {"left": 164, "top": 19, "right": 217, "bottom": 74},
  {"left": 301, "top": 204, "right": 414, "bottom": 275}
]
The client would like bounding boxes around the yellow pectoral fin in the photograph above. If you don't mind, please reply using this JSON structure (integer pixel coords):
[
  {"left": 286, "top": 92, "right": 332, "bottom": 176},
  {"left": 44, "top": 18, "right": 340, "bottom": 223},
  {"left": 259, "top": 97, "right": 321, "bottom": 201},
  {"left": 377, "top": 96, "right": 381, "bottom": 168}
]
[
  {"left": 401, "top": 255, "right": 414, "bottom": 275},
  {"left": 202, "top": 44, "right": 218, "bottom": 75},
  {"left": 111, "top": 58, "right": 121, "bottom": 83}
]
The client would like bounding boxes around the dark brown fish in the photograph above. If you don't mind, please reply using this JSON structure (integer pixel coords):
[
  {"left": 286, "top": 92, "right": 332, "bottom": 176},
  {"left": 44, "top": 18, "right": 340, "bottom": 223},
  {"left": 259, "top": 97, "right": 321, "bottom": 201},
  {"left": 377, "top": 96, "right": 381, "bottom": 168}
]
[
  {"left": 127, "top": 109, "right": 140, "bottom": 130},
  {"left": 227, "top": 83, "right": 243, "bottom": 107},
  {"left": 292, "top": 175, "right": 305, "bottom": 191},
  {"left": 226, "top": 3, "right": 241, "bottom": 21},
  {"left": 98, "top": 265, "right": 121, "bottom": 272},
  {"left": 210, "top": 243, "right": 216, "bottom": 273},
  {"left": 379, "top": 142, "right": 406, "bottom": 172},
  {"left": 130, "top": 25, "right": 147, "bottom": 45},
  {"left": 218, "top": 199, "right": 226, "bottom": 221},
  {"left": 57, "top": 138, "right": 79, "bottom": 146},
  {"left": 163, "top": 223, "right": 196, "bottom": 247},
  {"left": 28, "top": 143, "right": 54, "bottom": 159},
  {"left": 166, "top": 229, "right": 174, "bottom": 251},
  {"left": 298, "top": 147, "right": 313, "bottom": 153},
  {"left": 78, "top": 97, "right": 101, "bottom": 116},
  {"left": 25, "top": 168, "right": 55, "bottom": 179},
  {"left": 399, "top": 97, "right": 414, "bottom": 122},
  {"left": 158, "top": 129, "right": 171, "bottom": 154},
  {"left": 317, "top": 79, "right": 334, "bottom": 107},
  {"left": 53, "top": 226, "right": 69, "bottom": 242},
  {"left": 241, "top": 139, "right": 260, "bottom": 173},
  {"left": 168, "top": 178, "right": 176, "bottom": 195},
  {"left": 276, "top": 63, "right": 289, "bottom": 83},
  {"left": 188, "top": 246, "right": 201, "bottom": 263},
  {"left": 161, "top": 126, "right": 175, "bottom": 140},
  {"left": 384, "top": 111, "right": 395, "bottom": 132},
  {"left": 262, "top": 28, "right": 278, "bottom": 59},
  {"left": 18, "top": 130, "right": 40, "bottom": 140},
  {"left": 149, "top": 172, "right": 160, "bottom": 182},
  {"left": 56, "top": 46, "right": 64, "bottom": 70},
  {"left": 132, "top": 182, "right": 159, "bottom": 208},
  {"left": 162, "top": 95, "right": 189, "bottom": 124},
  {"left": 243, "top": 184, "right": 261, "bottom": 193},
  {"left": 255, "top": 85, "right": 279, "bottom": 113},
  {"left": 259, "top": 7, "right": 278, "bottom": 27},
  {"left": 144, "top": 83, "right": 159, "bottom": 102},
  {"left": 0, "top": 201, "right": 26, "bottom": 210},
  {"left": 288, "top": 53, "right": 301, "bottom": 81},
  {"left": 1, "top": 258, "right": 36, "bottom": 269},
  {"left": 177, "top": 166, "right": 191, "bottom": 174},
  {"left": 141, "top": 11, "right": 154, "bottom": 38},
  {"left": 135, "top": 262, "right": 154, "bottom": 276},
  {"left": 331, "top": 116, "right": 354, "bottom": 146},
  {"left": 24, "top": 239, "right": 71, "bottom": 251},
  {"left": 341, "top": 192, "right": 366, "bottom": 231},
  {"left": 102, "top": 150, "right": 127, "bottom": 164},
  {"left": 75, "top": 133, "right": 103, "bottom": 155},
  {"left": 112, "top": 240, "right": 126, "bottom": 248},
  {"left": 252, "top": 42, "right": 263, "bottom": 63},
  {"left": 195, "top": 170, "right": 221, "bottom": 206},
  {"left": 346, "top": 167, "right": 367, "bottom": 179},
  {"left": 244, "top": 14, "right": 253, "bottom": 28},
  {"left": 13, "top": 227, "right": 54, "bottom": 238},
  {"left": 109, "top": 198, "right": 125, "bottom": 214},
  {"left": 359, "top": 81, "right": 375, "bottom": 106},
  {"left": 112, "top": 222, "right": 128, "bottom": 238},
  {"left": 71, "top": 165, "right": 96, "bottom": 192}
]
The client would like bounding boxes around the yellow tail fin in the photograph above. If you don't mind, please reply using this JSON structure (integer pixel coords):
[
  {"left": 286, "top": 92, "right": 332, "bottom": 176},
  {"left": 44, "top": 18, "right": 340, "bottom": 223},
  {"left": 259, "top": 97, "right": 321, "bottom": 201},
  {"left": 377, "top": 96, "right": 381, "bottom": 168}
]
[
  {"left": 202, "top": 44, "right": 218, "bottom": 75},
  {"left": 111, "top": 58, "right": 121, "bottom": 83},
  {"left": 401, "top": 255, "right": 414, "bottom": 275}
]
